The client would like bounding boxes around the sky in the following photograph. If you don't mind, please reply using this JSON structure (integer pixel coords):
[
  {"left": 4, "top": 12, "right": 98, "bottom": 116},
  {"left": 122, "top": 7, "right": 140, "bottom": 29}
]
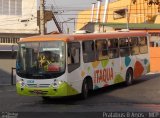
[{"left": 45, "top": 0, "right": 106, "bottom": 33}]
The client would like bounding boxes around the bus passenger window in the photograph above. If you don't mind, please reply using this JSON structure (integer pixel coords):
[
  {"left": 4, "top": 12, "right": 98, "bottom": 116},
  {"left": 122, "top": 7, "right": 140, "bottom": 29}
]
[
  {"left": 82, "top": 40, "right": 95, "bottom": 63},
  {"left": 68, "top": 42, "right": 80, "bottom": 73},
  {"left": 139, "top": 37, "right": 148, "bottom": 54},
  {"left": 108, "top": 38, "right": 119, "bottom": 59},
  {"left": 130, "top": 37, "right": 139, "bottom": 55},
  {"left": 149, "top": 42, "right": 154, "bottom": 47},
  {"left": 119, "top": 38, "right": 130, "bottom": 57},
  {"left": 68, "top": 47, "right": 79, "bottom": 64},
  {"left": 71, "top": 47, "right": 80, "bottom": 63},
  {"left": 95, "top": 39, "right": 108, "bottom": 60}
]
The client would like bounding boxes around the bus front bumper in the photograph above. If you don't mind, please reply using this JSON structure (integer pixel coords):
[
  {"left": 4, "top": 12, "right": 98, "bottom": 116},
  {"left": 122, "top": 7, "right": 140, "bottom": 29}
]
[{"left": 16, "top": 82, "right": 79, "bottom": 97}]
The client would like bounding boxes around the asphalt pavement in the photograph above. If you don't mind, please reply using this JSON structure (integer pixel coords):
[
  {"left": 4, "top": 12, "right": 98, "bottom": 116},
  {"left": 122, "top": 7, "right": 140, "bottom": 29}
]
[{"left": 0, "top": 73, "right": 160, "bottom": 118}]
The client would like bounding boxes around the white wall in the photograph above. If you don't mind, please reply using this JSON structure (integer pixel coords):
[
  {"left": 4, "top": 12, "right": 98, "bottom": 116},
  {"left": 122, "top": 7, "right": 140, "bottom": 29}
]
[{"left": 0, "top": 0, "right": 39, "bottom": 34}]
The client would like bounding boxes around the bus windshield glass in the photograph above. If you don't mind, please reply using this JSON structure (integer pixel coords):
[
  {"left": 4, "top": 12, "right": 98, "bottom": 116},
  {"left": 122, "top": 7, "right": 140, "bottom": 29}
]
[{"left": 16, "top": 41, "right": 66, "bottom": 79}]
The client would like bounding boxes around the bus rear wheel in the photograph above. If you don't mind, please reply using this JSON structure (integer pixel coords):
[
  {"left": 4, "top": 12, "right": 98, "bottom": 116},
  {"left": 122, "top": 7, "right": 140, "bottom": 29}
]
[
  {"left": 80, "top": 79, "right": 89, "bottom": 99},
  {"left": 125, "top": 68, "right": 133, "bottom": 86}
]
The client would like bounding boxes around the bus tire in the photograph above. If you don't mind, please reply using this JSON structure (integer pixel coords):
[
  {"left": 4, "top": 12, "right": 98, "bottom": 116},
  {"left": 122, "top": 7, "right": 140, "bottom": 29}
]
[
  {"left": 80, "top": 79, "right": 89, "bottom": 99},
  {"left": 125, "top": 68, "right": 133, "bottom": 86}
]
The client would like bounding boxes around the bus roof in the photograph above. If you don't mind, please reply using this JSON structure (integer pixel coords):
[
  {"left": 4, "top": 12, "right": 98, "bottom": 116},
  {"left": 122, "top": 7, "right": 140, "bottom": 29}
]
[{"left": 19, "top": 31, "right": 147, "bottom": 43}]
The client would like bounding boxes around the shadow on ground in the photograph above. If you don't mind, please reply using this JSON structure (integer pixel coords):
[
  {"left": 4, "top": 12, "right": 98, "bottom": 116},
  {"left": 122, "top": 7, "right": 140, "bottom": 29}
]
[{"left": 41, "top": 73, "right": 160, "bottom": 105}]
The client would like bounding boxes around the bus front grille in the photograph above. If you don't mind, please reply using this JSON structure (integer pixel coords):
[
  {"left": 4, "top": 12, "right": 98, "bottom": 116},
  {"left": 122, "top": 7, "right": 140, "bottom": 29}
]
[{"left": 27, "top": 84, "right": 50, "bottom": 88}]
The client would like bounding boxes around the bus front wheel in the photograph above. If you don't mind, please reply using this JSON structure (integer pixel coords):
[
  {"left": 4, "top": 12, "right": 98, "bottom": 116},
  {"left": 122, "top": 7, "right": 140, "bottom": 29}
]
[
  {"left": 125, "top": 68, "right": 133, "bottom": 86},
  {"left": 81, "top": 79, "right": 89, "bottom": 99}
]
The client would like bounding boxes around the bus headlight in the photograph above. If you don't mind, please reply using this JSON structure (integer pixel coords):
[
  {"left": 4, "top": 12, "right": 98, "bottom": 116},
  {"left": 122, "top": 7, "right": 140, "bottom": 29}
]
[
  {"left": 19, "top": 80, "right": 22, "bottom": 84},
  {"left": 18, "top": 79, "right": 25, "bottom": 88},
  {"left": 50, "top": 81, "right": 63, "bottom": 89},
  {"left": 58, "top": 81, "right": 63, "bottom": 85}
]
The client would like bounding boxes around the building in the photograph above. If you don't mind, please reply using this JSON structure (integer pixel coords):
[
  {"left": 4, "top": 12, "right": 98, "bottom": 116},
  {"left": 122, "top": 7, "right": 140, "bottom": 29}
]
[
  {"left": 77, "top": 0, "right": 160, "bottom": 31},
  {"left": 0, "top": 0, "right": 39, "bottom": 46},
  {"left": 0, "top": 0, "right": 38, "bottom": 84},
  {"left": 76, "top": 0, "right": 160, "bottom": 72}
]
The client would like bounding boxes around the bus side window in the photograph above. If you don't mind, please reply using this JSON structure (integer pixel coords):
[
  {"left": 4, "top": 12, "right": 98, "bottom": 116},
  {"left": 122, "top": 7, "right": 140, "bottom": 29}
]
[
  {"left": 139, "top": 37, "right": 148, "bottom": 54},
  {"left": 68, "top": 42, "right": 80, "bottom": 73},
  {"left": 108, "top": 38, "right": 119, "bottom": 59},
  {"left": 95, "top": 39, "right": 108, "bottom": 60},
  {"left": 150, "top": 42, "right": 154, "bottom": 47},
  {"left": 82, "top": 40, "right": 95, "bottom": 63},
  {"left": 130, "top": 37, "right": 139, "bottom": 55},
  {"left": 119, "top": 38, "right": 130, "bottom": 57}
]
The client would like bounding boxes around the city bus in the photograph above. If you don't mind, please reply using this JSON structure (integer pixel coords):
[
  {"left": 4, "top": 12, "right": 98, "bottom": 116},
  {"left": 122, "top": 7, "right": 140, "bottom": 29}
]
[{"left": 16, "top": 31, "right": 150, "bottom": 99}]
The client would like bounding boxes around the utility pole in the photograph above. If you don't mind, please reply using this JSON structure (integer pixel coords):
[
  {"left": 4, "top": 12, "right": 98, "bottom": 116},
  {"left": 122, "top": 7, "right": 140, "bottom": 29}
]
[
  {"left": 96, "top": 0, "right": 102, "bottom": 23},
  {"left": 126, "top": 8, "right": 129, "bottom": 30},
  {"left": 40, "top": 0, "right": 45, "bottom": 35},
  {"left": 103, "top": 0, "right": 109, "bottom": 23},
  {"left": 91, "top": 3, "right": 96, "bottom": 22}
]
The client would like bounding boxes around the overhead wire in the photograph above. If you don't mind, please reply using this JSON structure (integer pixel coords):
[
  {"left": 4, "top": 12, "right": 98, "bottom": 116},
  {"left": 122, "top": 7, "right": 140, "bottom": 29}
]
[{"left": 52, "top": 0, "right": 67, "bottom": 32}]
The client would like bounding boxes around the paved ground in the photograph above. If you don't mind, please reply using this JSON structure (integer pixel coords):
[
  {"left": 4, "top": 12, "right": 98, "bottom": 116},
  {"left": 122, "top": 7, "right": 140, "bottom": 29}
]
[
  {"left": 0, "top": 53, "right": 16, "bottom": 85},
  {"left": 0, "top": 73, "right": 160, "bottom": 118}
]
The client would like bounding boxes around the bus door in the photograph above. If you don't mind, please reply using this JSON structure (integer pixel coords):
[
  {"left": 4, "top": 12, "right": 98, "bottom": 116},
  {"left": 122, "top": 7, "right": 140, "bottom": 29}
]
[{"left": 67, "top": 42, "right": 82, "bottom": 92}]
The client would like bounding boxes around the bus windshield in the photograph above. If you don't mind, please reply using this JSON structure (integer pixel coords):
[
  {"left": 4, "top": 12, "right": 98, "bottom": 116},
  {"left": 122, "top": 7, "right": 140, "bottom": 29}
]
[{"left": 16, "top": 41, "right": 66, "bottom": 79}]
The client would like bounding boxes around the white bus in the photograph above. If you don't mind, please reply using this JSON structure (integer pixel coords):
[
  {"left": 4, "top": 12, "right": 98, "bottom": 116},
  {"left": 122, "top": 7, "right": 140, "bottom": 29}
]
[{"left": 16, "top": 31, "right": 150, "bottom": 99}]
